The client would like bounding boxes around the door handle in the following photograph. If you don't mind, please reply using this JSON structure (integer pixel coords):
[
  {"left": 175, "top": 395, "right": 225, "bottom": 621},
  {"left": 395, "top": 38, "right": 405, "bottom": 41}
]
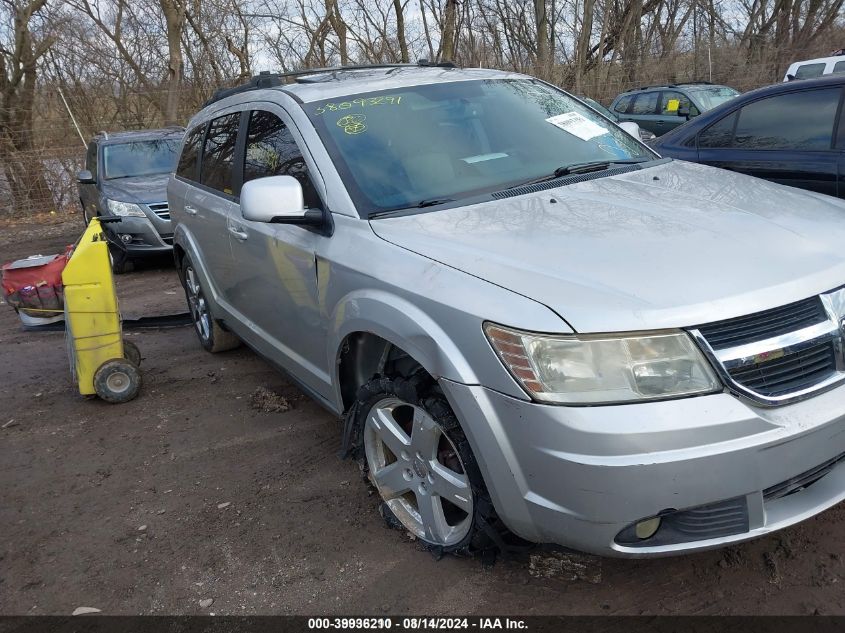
[
  {"left": 228, "top": 226, "right": 248, "bottom": 241},
  {"left": 184, "top": 204, "right": 197, "bottom": 216}
]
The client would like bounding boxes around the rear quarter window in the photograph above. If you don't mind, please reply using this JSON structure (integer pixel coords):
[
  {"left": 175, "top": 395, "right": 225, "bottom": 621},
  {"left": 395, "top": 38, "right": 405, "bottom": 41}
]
[
  {"left": 794, "top": 63, "right": 826, "bottom": 79},
  {"left": 613, "top": 95, "right": 633, "bottom": 113}
]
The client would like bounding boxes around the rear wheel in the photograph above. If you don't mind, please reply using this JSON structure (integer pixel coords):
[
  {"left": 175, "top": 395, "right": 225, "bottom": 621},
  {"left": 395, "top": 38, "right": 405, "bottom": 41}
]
[
  {"left": 352, "top": 374, "right": 503, "bottom": 556},
  {"left": 180, "top": 256, "right": 239, "bottom": 353}
]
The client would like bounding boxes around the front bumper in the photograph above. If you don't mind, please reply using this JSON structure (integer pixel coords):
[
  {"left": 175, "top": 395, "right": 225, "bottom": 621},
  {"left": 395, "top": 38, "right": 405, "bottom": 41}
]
[
  {"left": 440, "top": 379, "right": 845, "bottom": 557},
  {"left": 102, "top": 216, "right": 173, "bottom": 257}
]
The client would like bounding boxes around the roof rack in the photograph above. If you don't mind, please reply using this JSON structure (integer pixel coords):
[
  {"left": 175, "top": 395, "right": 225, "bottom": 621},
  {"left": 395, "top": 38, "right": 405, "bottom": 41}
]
[
  {"left": 633, "top": 80, "right": 714, "bottom": 91},
  {"left": 203, "top": 61, "right": 457, "bottom": 107}
]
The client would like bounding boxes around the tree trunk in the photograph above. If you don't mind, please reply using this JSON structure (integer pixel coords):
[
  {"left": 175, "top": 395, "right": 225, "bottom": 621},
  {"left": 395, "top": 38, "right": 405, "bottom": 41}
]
[
  {"left": 393, "top": 0, "right": 409, "bottom": 62},
  {"left": 533, "top": 0, "right": 551, "bottom": 79},
  {"left": 441, "top": 0, "right": 458, "bottom": 62},
  {"left": 159, "top": 0, "right": 186, "bottom": 125}
]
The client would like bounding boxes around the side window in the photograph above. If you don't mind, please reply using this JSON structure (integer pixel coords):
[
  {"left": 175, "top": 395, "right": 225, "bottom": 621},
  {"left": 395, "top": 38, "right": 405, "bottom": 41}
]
[
  {"left": 659, "top": 90, "right": 691, "bottom": 115},
  {"left": 794, "top": 63, "right": 826, "bottom": 79},
  {"left": 86, "top": 143, "right": 98, "bottom": 180},
  {"left": 630, "top": 92, "right": 659, "bottom": 115},
  {"left": 243, "top": 110, "right": 321, "bottom": 209},
  {"left": 833, "top": 61, "right": 845, "bottom": 74},
  {"left": 733, "top": 89, "right": 840, "bottom": 150},
  {"left": 613, "top": 95, "right": 633, "bottom": 114},
  {"left": 200, "top": 113, "right": 241, "bottom": 195},
  {"left": 177, "top": 125, "right": 205, "bottom": 181},
  {"left": 698, "top": 111, "right": 738, "bottom": 148}
]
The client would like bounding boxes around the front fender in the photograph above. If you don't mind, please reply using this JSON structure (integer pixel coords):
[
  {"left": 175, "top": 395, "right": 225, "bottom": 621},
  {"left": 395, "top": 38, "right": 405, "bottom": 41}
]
[{"left": 327, "top": 288, "right": 479, "bottom": 404}]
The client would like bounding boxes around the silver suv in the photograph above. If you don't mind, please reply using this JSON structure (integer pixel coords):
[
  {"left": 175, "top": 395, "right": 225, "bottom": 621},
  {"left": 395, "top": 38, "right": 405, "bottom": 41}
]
[{"left": 169, "top": 64, "right": 845, "bottom": 557}]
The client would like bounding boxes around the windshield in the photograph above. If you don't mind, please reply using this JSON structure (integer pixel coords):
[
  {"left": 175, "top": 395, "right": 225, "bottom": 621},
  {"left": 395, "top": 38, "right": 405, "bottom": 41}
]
[
  {"left": 692, "top": 87, "right": 740, "bottom": 111},
  {"left": 306, "top": 79, "right": 653, "bottom": 216},
  {"left": 103, "top": 139, "right": 180, "bottom": 179}
]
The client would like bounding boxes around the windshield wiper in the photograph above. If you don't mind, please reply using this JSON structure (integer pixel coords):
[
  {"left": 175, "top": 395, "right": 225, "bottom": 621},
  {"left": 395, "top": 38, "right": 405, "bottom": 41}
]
[
  {"left": 369, "top": 197, "right": 456, "bottom": 219},
  {"left": 506, "top": 159, "right": 649, "bottom": 189}
]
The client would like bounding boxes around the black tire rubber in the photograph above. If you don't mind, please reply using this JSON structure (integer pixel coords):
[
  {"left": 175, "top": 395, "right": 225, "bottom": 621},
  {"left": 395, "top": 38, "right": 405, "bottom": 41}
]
[
  {"left": 350, "top": 373, "right": 510, "bottom": 558},
  {"left": 123, "top": 339, "right": 142, "bottom": 366},
  {"left": 93, "top": 358, "right": 141, "bottom": 404},
  {"left": 109, "top": 246, "right": 134, "bottom": 275},
  {"left": 179, "top": 255, "right": 240, "bottom": 353}
]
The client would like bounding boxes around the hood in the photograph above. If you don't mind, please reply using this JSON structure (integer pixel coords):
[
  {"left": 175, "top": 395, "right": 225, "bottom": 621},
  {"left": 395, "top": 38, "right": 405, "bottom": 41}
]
[
  {"left": 370, "top": 160, "right": 845, "bottom": 333},
  {"left": 100, "top": 173, "right": 171, "bottom": 204}
]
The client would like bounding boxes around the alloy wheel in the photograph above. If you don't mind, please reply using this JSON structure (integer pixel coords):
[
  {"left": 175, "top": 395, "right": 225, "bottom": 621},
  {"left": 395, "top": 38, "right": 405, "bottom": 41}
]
[
  {"left": 185, "top": 266, "right": 211, "bottom": 342},
  {"left": 364, "top": 397, "right": 473, "bottom": 546}
]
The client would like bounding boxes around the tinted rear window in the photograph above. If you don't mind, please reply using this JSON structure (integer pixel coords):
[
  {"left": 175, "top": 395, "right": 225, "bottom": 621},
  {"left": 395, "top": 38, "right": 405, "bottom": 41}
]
[
  {"left": 630, "top": 92, "right": 658, "bottom": 115},
  {"left": 200, "top": 113, "right": 241, "bottom": 195}
]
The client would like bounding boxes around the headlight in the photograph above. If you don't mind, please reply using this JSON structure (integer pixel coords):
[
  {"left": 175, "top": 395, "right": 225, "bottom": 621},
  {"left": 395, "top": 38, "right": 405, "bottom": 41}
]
[
  {"left": 484, "top": 323, "right": 720, "bottom": 404},
  {"left": 107, "top": 200, "right": 146, "bottom": 217}
]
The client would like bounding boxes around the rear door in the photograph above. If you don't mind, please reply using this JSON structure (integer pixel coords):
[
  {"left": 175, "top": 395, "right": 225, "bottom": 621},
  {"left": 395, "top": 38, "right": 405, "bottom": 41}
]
[
  {"left": 184, "top": 111, "right": 244, "bottom": 298},
  {"left": 696, "top": 87, "right": 842, "bottom": 198}
]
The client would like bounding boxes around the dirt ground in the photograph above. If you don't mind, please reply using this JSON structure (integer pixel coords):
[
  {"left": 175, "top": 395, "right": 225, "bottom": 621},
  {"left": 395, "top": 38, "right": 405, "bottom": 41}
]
[{"left": 1, "top": 216, "right": 844, "bottom": 616}]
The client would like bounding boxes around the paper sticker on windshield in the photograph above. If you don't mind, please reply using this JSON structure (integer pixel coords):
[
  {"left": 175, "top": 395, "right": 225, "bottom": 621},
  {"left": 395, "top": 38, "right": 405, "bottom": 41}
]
[
  {"left": 546, "top": 112, "right": 608, "bottom": 140},
  {"left": 666, "top": 99, "right": 680, "bottom": 112}
]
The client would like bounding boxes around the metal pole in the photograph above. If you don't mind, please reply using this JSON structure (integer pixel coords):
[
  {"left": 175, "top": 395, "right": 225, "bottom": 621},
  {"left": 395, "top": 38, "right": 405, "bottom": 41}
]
[{"left": 58, "top": 88, "right": 87, "bottom": 149}]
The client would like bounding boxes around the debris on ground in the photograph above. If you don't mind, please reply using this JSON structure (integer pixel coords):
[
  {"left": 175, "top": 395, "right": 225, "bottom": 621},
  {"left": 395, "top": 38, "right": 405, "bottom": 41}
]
[
  {"left": 199, "top": 598, "right": 214, "bottom": 608},
  {"left": 72, "top": 607, "right": 101, "bottom": 616},
  {"left": 529, "top": 549, "right": 602, "bottom": 584},
  {"left": 250, "top": 386, "right": 291, "bottom": 413},
  {"left": 217, "top": 502, "right": 231, "bottom": 509},
  {"left": 137, "top": 525, "right": 147, "bottom": 532},
  {"left": 2, "top": 419, "right": 18, "bottom": 429}
]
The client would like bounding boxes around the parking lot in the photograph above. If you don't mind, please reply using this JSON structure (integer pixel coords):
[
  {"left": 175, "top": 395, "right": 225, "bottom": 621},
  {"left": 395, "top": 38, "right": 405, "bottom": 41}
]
[{"left": 2, "top": 216, "right": 845, "bottom": 616}]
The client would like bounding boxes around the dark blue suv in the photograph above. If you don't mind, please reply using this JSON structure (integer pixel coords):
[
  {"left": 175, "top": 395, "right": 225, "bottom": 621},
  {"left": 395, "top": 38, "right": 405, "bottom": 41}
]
[{"left": 650, "top": 75, "right": 845, "bottom": 200}]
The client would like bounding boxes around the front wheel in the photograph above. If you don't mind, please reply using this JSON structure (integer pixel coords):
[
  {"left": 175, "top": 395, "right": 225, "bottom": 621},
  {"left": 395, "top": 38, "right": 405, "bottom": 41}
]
[{"left": 352, "top": 375, "right": 502, "bottom": 556}]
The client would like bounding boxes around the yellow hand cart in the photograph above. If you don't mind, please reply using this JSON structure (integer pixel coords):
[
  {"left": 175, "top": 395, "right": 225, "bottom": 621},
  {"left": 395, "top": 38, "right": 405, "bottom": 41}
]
[{"left": 62, "top": 217, "right": 142, "bottom": 403}]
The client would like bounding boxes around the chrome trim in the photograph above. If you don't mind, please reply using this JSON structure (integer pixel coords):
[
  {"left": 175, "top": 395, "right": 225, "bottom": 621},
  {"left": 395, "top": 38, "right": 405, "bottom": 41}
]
[
  {"left": 691, "top": 285, "right": 845, "bottom": 408},
  {"left": 714, "top": 321, "right": 839, "bottom": 369}
]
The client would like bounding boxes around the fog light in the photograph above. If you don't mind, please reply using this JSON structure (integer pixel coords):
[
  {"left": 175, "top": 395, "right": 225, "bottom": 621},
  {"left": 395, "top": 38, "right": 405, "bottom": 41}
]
[
  {"left": 634, "top": 517, "right": 661, "bottom": 540},
  {"left": 119, "top": 234, "right": 133, "bottom": 244}
]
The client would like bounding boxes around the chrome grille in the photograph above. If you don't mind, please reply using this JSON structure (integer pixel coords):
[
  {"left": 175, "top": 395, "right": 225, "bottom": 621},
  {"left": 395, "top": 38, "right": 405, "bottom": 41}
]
[
  {"left": 764, "top": 451, "right": 845, "bottom": 502},
  {"left": 692, "top": 287, "right": 845, "bottom": 406},
  {"left": 697, "top": 296, "right": 827, "bottom": 350},
  {"left": 727, "top": 341, "right": 837, "bottom": 398},
  {"left": 148, "top": 202, "right": 170, "bottom": 220}
]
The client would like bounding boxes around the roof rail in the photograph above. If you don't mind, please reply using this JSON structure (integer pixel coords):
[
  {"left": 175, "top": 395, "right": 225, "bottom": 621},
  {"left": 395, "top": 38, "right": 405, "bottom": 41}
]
[{"left": 202, "top": 61, "right": 457, "bottom": 107}]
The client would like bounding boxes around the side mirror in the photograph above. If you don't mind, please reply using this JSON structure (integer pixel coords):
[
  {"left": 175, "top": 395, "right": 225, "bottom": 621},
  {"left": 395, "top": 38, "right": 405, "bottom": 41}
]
[
  {"left": 618, "top": 121, "right": 641, "bottom": 138},
  {"left": 240, "top": 175, "right": 323, "bottom": 227},
  {"left": 677, "top": 104, "right": 691, "bottom": 119},
  {"left": 77, "top": 170, "right": 95, "bottom": 184}
]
